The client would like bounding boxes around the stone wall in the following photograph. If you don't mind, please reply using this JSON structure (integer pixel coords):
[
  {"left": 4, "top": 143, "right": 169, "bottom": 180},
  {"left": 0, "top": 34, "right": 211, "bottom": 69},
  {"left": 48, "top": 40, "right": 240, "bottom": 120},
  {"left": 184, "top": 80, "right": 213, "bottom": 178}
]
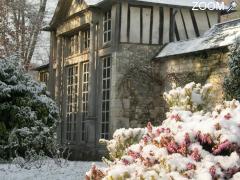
[
  {"left": 155, "top": 48, "right": 229, "bottom": 112},
  {"left": 110, "top": 43, "right": 164, "bottom": 132},
  {"left": 111, "top": 47, "right": 230, "bottom": 132}
]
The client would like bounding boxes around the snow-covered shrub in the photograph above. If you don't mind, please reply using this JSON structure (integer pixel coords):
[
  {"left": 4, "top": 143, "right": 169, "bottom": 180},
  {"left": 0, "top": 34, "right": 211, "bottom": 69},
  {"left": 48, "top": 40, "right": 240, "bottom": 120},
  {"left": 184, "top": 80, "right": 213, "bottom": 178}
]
[
  {"left": 0, "top": 55, "right": 59, "bottom": 160},
  {"left": 12, "top": 150, "right": 46, "bottom": 169},
  {"left": 50, "top": 145, "right": 71, "bottom": 168},
  {"left": 100, "top": 128, "right": 146, "bottom": 161},
  {"left": 163, "top": 82, "right": 213, "bottom": 112},
  {"left": 86, "top": 83, "right": 240, "bottom": 180}
]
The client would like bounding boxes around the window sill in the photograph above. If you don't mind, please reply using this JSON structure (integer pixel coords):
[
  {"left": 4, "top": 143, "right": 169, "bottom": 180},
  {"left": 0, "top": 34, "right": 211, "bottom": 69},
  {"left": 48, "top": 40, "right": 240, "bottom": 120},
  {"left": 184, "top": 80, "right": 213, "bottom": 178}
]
[
  {"left": 103, "top": 42, "right": 112, "bottom": 48},
  {"left": 82, "top": 49, "right": 90, "bottom": 54},
  {"left": 65, "top": 50, "right": 90, "bottom": 59}
]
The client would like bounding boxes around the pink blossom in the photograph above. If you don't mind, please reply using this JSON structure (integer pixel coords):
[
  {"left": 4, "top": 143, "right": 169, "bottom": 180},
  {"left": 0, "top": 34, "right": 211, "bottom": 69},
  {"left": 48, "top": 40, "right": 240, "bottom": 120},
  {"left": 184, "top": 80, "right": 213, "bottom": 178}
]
[
  {"left": 143, "top": 157, "right": 154, "bottom": 167},
  {"left": 143, "top": 135, "right": 151, "bottom": 144},
  {"left": 209, "top": 166, "right": 216, "bottom": 178},
  {"left": 197, "top": 133, "right": 213, "bottom": 145},
  {"left": 184, "top": 133, "right": 191, "bottom": 145},
  {"left": 178, "top": 125, "right": 183, "bottom": 129},
  {"left": 122, "top": 158, "right": 130, "bottom": 165},
  {"left": 156, "top": 128, "right": 164, "bottom": 135},
  {"left": 166, "top": 141, "right": 178, "bottom": 154},
  {"left": 191, "top": 148, "right": 201, "bottom": 161},
  {"left": 165, "top": 128, "right": 171, "bottom": 133},
  {"left": 128, "top": 150, "right": 141, "bottom": 159},
  {"left": 147, "top": 122, "right": 153, "bottom": 133},
  {"left": 171, "top": 114, "right": 182, "bottom": 121},
  {"left": 187, "top": 163, "right": 196, "bottom": 170},
  {"left": 178, "top": 144, "right": 187, "bottom": 155},
  {"left": 213, "top": 140, "right": 231, "bottom": 155},
  {"left": 86, "top": 164, "right": 105, "bottom": 180},
  {"left": 224, "top": 113, "right": 232, "bottom": 120}
]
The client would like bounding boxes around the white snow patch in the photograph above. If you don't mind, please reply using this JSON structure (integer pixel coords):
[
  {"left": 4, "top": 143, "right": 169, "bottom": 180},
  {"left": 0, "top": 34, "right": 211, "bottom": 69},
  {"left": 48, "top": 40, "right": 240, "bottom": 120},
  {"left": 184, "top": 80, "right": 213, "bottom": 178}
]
[{"left": 0, "top": 159, "right": 105, "bottom": 180}]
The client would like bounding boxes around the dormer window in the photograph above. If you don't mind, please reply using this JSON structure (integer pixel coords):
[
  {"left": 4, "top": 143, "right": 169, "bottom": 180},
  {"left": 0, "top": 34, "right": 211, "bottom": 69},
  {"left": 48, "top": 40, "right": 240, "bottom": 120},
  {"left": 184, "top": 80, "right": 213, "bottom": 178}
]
[{"left": 103, "top": 10, "right": 112, "bottom": 43}]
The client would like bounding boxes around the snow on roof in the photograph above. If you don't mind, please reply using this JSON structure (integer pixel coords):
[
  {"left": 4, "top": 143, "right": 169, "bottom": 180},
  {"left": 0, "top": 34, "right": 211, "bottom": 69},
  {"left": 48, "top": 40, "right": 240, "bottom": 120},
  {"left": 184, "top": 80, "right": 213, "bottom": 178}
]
[
  {"left": 49, "top": 0, "right": 229, "bottom": 30},
  {"left": 134, "top": 0, "right": 228, "bottom": 9},
  {"left": 86, "top": 0, "right": 228, "bottom": 9},
  {"left": 155, "top": 18, "right": 240, "bottom": 59},
  {"left": 85, "top": 0, "right": 104, "bottom": 6},
  {"left": 33, "top": 63, "right": 50, "bottom": 71},
  {"left": 85, "top": 0, "right": 228, "bottom": 10}
]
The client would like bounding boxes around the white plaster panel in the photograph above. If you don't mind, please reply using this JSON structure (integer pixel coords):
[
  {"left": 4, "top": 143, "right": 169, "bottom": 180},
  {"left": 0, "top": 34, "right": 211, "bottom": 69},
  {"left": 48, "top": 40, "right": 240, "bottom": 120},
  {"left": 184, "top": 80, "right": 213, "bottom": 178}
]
[
  {"left": 175, "top": 10, "right": 187, "bottom": 40},
  {"left": 194, "top": 11, "right": 210, "bottom": 36},
  {"left": 129, "top": 7, "right": 141, "bottom": 43},
  {"left": 181, "top": 8, "right": 195, "bottom": 39},
  {"left": 207, "top": 11, "right": 219, "bottom": 27},
  {"left": 152, "top": 6, "right": 160, "bottom": 44},
  {"left": 120, "top": 1, "right": 128, "bottom": 42},
  {"left": 163, "top": 7, "right": 170, "bottom": 44},
  {"left": 142, "top": 8, "right": 151, "bottom": 44}
]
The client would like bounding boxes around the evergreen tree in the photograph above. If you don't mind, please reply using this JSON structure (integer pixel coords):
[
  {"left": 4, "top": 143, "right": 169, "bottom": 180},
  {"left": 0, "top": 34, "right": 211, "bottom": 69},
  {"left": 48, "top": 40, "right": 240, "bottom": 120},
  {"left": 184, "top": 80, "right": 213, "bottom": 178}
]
[
  {"left": 224, "top": 40, "right": 240, "bottom": 101},
  {"left": 0, "top": 55, "right": 59, "bottom": 160}
]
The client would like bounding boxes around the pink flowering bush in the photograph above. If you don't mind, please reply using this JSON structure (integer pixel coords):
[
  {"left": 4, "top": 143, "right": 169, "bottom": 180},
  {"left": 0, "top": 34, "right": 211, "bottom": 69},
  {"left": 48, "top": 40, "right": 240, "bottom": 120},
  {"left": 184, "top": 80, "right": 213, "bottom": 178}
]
[{"left": 86, "top": 83, "right": 240, "bottom": 180}]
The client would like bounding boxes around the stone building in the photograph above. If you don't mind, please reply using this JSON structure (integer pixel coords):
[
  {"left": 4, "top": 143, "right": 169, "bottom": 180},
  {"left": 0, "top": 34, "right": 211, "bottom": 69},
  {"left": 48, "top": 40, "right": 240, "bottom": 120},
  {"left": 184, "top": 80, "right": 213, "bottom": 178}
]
[
  {"left": 154, "top": 18, "right": 240, "bottom": 106},
  {"left": 42, "top": 0, "right": 229, "bottom": 159}
]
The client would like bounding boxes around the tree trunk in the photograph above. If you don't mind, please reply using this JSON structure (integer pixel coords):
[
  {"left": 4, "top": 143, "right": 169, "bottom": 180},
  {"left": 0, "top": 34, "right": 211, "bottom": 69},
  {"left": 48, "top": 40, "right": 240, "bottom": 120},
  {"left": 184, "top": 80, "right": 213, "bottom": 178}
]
[{"left": 25, "top": 0, "right": 47, "bottom": 70}]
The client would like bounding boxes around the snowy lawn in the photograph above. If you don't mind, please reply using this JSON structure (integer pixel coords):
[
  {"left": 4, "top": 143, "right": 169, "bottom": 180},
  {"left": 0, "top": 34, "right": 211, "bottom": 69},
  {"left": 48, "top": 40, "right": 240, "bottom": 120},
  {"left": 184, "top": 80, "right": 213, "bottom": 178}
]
[{"left": 0, "top": 160, "right": 105, "bottom": 180}]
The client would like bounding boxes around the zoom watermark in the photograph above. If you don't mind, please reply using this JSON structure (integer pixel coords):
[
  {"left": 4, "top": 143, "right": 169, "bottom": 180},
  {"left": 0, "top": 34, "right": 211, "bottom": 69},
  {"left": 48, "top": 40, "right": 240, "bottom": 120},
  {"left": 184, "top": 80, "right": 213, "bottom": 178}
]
[
  {"left": 192, "top": 0, "right": 237, "bottom": 11},
  {"left": 228, "top": 1, "right": 238, "bottom": 12}
]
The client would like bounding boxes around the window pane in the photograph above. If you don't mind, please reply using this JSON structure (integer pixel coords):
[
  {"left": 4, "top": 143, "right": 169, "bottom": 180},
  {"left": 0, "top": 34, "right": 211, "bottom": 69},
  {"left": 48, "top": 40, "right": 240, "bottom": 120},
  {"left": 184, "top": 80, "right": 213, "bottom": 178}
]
[
  {"left": 108, "top": 11, "right": 111, "bottom": 19},
  {"left": 101, "top": 56, "right": 111, "bottom": 139},
  {"left": 103, "top": 10, "right": 112, "bottom": 43},
  {"left": 66, "top": 65, "right": 78, "bottom": 143},
  {"left": 104, "top": 22, "right": 108, "bottom": 31},
  {"left": 108, "top": 32, "right": 111, "bottom": 41},
  {"left": 81, "top": 62, "right": 89, "bottom": 141},
  {"left": 108, "top": 21, "right": 111, "bottom": 30}
]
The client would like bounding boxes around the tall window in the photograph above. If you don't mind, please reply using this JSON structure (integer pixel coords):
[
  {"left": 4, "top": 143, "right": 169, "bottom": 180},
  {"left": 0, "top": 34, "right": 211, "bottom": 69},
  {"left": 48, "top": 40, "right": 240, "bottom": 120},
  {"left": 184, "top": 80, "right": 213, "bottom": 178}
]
[
  {"left": 83, "top": 29, "right": 90, "bottom": 50},
  {"left": 69, "top": 36, "right": 74, "bottom": 55},
  {"left": 103, "top": 10, "right": 112, "bottom": 43},
  {"left": 68, "top": 34, "right": 79, "bottom": 56},
  {"left": 66, "top": 65, "right": 79, "bottom": 142},
  {"left": 75, "top": 35, "right": 79, "bottom": 53},
  {"left": 101, "top": 56, "right": 111, "bottom": 139},
  {"left": 81, "top": 62, "right": 89, "bottom": 141}
]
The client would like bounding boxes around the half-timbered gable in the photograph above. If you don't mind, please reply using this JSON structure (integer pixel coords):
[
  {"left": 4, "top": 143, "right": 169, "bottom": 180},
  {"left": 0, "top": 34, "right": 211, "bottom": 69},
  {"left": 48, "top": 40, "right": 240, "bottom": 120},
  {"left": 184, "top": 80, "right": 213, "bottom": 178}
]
[{"left": 120, "top": 1, "right": 221, "bottom": 44}]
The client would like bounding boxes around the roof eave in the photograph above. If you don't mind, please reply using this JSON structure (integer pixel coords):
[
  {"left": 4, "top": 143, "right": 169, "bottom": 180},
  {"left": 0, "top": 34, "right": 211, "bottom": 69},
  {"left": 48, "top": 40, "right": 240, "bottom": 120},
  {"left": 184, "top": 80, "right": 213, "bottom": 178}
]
[
  {"left": 154, "top": 46, "right": 229, "bottom": 60},
  {"left": 32, "top": 63, "right": 50, "bottom": 71}
]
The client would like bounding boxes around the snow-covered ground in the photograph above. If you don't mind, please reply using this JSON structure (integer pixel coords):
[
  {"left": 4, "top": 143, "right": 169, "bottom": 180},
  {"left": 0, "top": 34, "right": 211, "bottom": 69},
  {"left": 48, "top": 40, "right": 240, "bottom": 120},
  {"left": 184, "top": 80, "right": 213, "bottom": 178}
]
[{"left": 0, "top": 160, "right": 105, "bottom": 180}]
